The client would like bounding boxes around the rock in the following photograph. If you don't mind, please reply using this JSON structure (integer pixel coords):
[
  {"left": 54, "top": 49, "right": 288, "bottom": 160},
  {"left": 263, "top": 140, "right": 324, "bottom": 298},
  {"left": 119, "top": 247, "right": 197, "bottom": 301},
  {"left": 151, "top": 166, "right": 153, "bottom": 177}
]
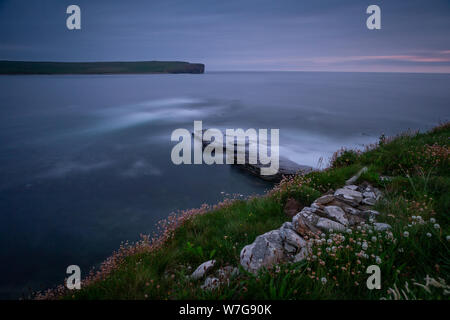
[
  {"left": 292, "top": 210, "right": 319, "bottom": 236},
  {"left": 373, "top": 223, "right": 392, "bottom": 231},
  {"left": 373, "top": 188, "right": 383, "bottom": 200},
  {"left": 281, "top": 221, "right": 294, "bottom": 230},
  {"left": 344, "top": 206, "right": 362, "bottom": 215},
  {"left": 217, "top": 266, "right": 239, "bottom": 280},
  {"left": 334, "top": 188, "right": 363, "bottom": 205},
  {"left": 345, "top": 185, "right": 359, "bottom": 191},
  {"left": 279, "top": 226, "right": 307, "bottom": 249},
  {"left": 240, "top": 230, "right": 286, "bottom": 273},
  {"left": 201, "top": 277, "right": 220, "bottom": 290},
  {"left": 362, "top": 197, "right": 376, "bottom": 206},
  {"left": 363, "top": 191, "right": 376, "bottom": 199},
  {"left": 293, "top": 247, "right": 309, "bottom": 262},
  {"left": 284, "top": 198, "right": 303, "bottom": 218},
  {"left": 314, "top": 194, "right": 335, "bottom": 205},
  {"left": 347, "top": 214, "right": 365, "bottom": 226},
  {"left": 323, "top": 206, "right": 349, "bottom": 225},
  {"left": 361, "top": 209, "right": 380, "bottom": 218},
  {"left": 190, "top": 260, "right": 216, "bottom": 280},
  {"left": 316, "top": 217, "right": 346, "bottom": 232},
  {"left": 193, "top": 129, "right": 314, "bottom": 182}
]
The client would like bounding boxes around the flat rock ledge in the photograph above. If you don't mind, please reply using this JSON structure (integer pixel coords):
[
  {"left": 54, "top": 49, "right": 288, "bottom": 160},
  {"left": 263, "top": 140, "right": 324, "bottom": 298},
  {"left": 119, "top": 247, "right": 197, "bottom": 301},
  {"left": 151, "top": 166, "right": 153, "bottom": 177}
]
[
  {"left": 240, "top": 175, "right": 390, "bottom": 274},
  {"left": 193, "top": 129, "right": 314, "bottom": 182}
]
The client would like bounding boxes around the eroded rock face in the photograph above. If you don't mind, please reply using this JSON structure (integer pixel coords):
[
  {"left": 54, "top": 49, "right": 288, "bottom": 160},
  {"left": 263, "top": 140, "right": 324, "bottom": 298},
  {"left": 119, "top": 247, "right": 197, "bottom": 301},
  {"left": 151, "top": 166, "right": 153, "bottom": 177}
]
[{"left": 239, "top": 180, "right": 391, "bottom": 274}]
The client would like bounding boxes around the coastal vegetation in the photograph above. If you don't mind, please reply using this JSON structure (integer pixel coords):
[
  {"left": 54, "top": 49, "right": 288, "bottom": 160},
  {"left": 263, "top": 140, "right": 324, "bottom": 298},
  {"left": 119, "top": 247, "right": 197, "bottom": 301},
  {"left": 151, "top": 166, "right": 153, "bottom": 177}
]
[
  {"left": 36, "top": 122, "right": 449, "bottom": 300},
  {"left": 0, "top": 61, "right": 205, "bottom": 75}
]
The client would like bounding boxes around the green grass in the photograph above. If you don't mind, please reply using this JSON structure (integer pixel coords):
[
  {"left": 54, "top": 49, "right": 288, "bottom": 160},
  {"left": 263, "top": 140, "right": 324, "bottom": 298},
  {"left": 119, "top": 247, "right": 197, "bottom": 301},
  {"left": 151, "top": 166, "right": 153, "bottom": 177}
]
[{"left": 39, "top": 123, "right": 449, "bottom": 300}]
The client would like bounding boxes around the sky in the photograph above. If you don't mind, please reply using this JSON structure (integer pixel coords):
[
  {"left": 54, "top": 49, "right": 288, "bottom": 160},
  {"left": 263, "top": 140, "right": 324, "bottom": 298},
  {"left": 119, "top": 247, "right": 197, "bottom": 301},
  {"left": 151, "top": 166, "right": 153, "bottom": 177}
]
[{"left": 0, "top": 0, "right": 449, "bottom": 72}]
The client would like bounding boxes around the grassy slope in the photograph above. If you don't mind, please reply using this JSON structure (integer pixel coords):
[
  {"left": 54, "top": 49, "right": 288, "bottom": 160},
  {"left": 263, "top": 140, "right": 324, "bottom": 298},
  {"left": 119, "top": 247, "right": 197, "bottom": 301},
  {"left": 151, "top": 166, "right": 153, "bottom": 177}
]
[
  {"left": 50, "top": 123, "right": 449, "bottom": 300},
  {"left": 0, "top": 61, "right": 205, "bottom": 74}
]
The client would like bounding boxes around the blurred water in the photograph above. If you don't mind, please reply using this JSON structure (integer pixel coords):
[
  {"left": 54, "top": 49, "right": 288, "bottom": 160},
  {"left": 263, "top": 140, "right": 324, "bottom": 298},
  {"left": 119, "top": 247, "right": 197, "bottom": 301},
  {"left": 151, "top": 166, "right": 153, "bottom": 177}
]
[{"left": 0, "top": 72, "right": 449, "bottom": 298}]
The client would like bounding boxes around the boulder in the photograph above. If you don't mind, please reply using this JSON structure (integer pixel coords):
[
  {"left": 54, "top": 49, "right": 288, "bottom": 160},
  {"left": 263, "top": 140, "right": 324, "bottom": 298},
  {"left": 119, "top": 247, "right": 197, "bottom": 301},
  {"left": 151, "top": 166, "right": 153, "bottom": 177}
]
[
  {"left": 293, "top": 247, "right": 309, "bottom": 262},
  {"left": 279, "top": 226, "right": 307, "bottom": 249},
  {"left": 323, "top": 206, "right": 349, "bottom": 225},
  {"left": 292, "top": 209, "right": 320, "bottom": 236},
  {"left": 190, "top": 260, "right": 216, "bottom": 280},
  {"left": 240, "top": 230, "right": 286, "bottom": 273}
]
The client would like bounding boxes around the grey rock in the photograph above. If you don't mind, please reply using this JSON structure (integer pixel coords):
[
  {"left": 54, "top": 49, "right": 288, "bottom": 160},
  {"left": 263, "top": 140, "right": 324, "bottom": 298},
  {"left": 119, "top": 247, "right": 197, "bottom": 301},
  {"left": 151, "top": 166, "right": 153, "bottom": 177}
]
[
  {"left": 363, "top": 191, "right": 376, "bottom": 199},
  {"left": 316, "top": 217, "right": 346, "bottom": 232},
  {"left": 217, "top": 266, "right": 239, "bottom": 280},
  {"left": 201, "top": 277, "right": 220, "bottom": 290},
  {"left": 193, "top": 129, "right": 314, "bottom": 182},
  {"left": 240, "top": 230, "right": 286, "bottom": 273},
  {"left": 314, "top": 194, "right": 335, "bottom": 205},
  {"left": 293, "top": 247, "right": 309, "bottom": 262},
  {"left": 362, "top": 197, "right": 376, "bottom": 206},
  {"left": 292, "top": 209, "right": 320, "bottom": 235},
  {"left": 190, "top": 260, "right": 216, "bottom": 280},
  {"left": 373, "top": 223, "right": 392, "bottom": 231},
  {"left": 344, "top": 206, "right": 362, "bottom": 215},
  {"left": 334, "top": 188, "right": 363, "bottom": 205},
  {"left": 281, "top": 221, "right": 295, "bottom": 231},
  {"left": 279, "top": 227, "right": 306, "bottom": 249},
  {"left": 324, "top": 206, "right": 349, "bottom": 225},
  {"left": 361, "top": 209, "right": 380, "bottom": 217}
]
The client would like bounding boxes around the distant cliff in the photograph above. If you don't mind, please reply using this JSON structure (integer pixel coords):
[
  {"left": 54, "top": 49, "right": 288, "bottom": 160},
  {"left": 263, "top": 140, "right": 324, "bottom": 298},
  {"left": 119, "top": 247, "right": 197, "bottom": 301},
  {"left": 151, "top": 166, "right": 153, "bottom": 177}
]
[{"left": 0, "top": 61, "right": 205, "bottom": 75}]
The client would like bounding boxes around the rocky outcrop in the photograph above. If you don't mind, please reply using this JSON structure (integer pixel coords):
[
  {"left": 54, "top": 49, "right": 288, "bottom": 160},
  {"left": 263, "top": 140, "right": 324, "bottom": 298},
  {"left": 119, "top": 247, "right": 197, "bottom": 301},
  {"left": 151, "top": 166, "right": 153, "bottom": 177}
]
[
  {"left": 239, "top": 177, "right": 390, "bottom": 274},
  {"left": 192, "top": 129, "right": 313, "bottom": 182}
]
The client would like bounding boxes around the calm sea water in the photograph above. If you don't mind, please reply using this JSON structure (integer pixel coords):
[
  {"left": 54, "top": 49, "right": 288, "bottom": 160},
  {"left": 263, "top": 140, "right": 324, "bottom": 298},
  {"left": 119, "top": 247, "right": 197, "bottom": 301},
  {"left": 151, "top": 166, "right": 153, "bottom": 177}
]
[{"left": 0, "top": 72, "right": 449, "bottom": 298}]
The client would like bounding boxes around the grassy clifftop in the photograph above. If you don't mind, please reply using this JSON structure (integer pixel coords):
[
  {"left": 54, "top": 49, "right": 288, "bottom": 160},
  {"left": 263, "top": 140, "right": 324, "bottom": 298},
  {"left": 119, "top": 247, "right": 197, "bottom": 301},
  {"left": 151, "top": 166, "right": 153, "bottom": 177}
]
[
  {"left": 0, "top": 61, "right": 205, "bottom": 75},
  {"left": 37, "top": 123, "right": 449, "bottom": 300}
]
